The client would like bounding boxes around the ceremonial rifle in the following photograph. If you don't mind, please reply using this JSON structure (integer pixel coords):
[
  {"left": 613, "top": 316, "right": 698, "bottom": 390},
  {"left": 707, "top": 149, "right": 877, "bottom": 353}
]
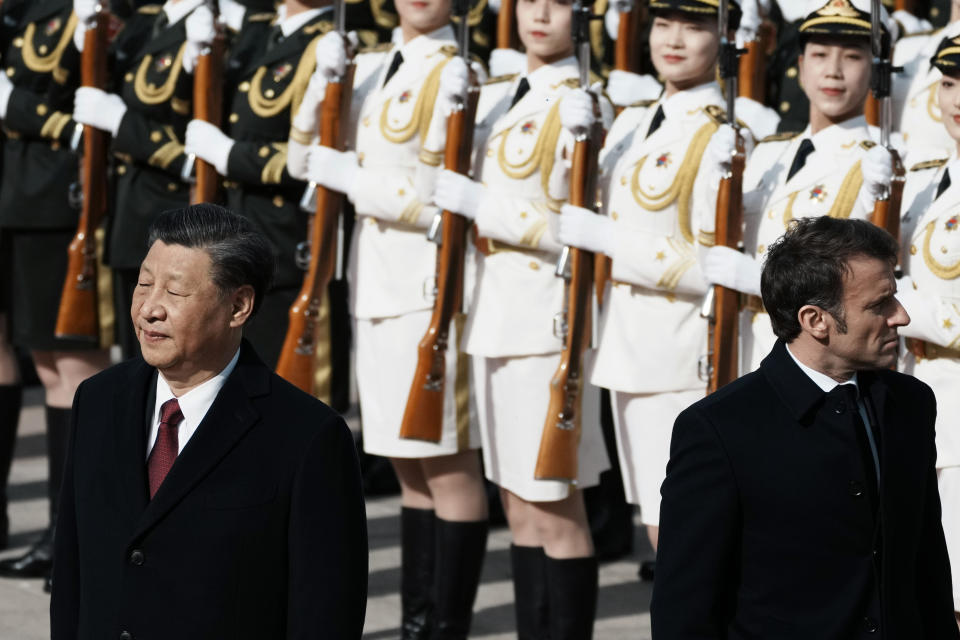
[
  {"left": 703, "top": 0, "right": 746, "bottom": 394},
  {"left": 399, "top": 0, "right": 480, "bottom": 441},
  {"left": 534, "top": 1, "right": 603, "bottom": 481},
  {"left": 55, "top": 4, "right": 110, "bottom": 341},
  {"left": 869, "top": 0, "right": 905, "bottom": 244},
  {"left": 275, "top": 0, "right": 356, "bottom": 393},
  {"left": 737, "top": 13, "right": 772, "bottom": 102},
  {"left": 182, "top": 0, "right": 224, "bottom": 204},
  {"left": 497, "top": 0, "right": 519, "bottom": 50}
]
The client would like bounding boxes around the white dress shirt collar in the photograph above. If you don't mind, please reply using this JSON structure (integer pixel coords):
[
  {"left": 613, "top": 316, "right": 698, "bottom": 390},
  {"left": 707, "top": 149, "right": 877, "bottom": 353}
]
[
  {"left": 785, "top": 343, "right": 858, "bottom": 393},
  {"left": 274, "top": 6, "right": 326, "bottom": 37},
  {"left": 797, "top": 114, "right": 869, "bottom": 156},
  {"left": 659, "top": 81, "right": 723, "bottom": 122},
  {"left": 147, "top": 348, "right": 241, "bottom": 459},
  {"left": 162, "top": 0, "right": 204, "bottom": 27},
  {"left": 521, "top": 55, "right": 578, "bottom": 91},
  {"left": 396, "top": 24, "right": 457, "bottom": 59}
]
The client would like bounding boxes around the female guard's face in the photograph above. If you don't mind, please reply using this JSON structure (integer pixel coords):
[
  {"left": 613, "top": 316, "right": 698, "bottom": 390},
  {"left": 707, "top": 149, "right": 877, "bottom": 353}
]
[
  {"left": 938, "top": 72, "right": 960, "bottom": 145},
  {"left": 395, "top": 0, "right": 452, "bottom": 35},
  {"left": 798, "top": 40, "right": 872, "bottom": 122},
  {"left": 649, "top": 13, "right": 719, "bottom": 93},
  {"left": 516, "top": 0, "right": 574, "bottom": 64}
]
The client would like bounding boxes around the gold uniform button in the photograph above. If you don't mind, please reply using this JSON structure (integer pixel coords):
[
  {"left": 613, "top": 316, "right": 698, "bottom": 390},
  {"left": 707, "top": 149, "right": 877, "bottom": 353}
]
[
  {"left": 486, "top": 148, "right": 493, "bottom": 157},
  {"left": 239, "top": 81, "right": 251, "bottom": 92},
  {"left": 758, "top": 244, "right": 766, "bottom": 254},
  {"left": 519, "top": 211, "right": 527, "bottom": 219},
  {"left": 273, "top": 195, "right": 284, "bottom": 208},
  {"left": 529, "top": 261, "right": 540, "bottom": 270},
  {"left": 931, "top": 6, "right": 940, "bottom": 17},
  {"left": 264, "top": 89, "right": 275, "bottom": 98},
  {"left": 397, "top": 188, "right": 405, "bottom": 196},
  {"left": 36, "top": 104, "right": 48, "bottom": 116},
  {"left": 125, "top": 72, "right": 134, "bottom": 82},
  {"left": 611, "top": 211, "right": 619, "bottom": 220},
  {"left": 6, "top": 68, "right": 14, "bottom": 77},
  {"left": 779, "top": 101, "right": 790, "bottom": 113},
  {"left": 117, "top": 164, "right": 127, "bottom": 175},
  {"left": 259, "top": 146, "right": 271, "bottom": 158},
  {"left": 38, "top": 44, "right": 48, "bottom": 55},
  {"left": 12, "top": 38, "right": 23, "bottom": 48},
  {"left": 167, "top": 182, "right": 178, "bottom": 192},
  {"left": 229, "top": 113, "right": 239, "bottom": 123},
  {"left": 363, "top": 116, "right": 371, "bottom": 127},
  {"left": 786, "top": 67, "right": 797, "bottom": 79},
  {"left": 910, "top": 244, "right": 918, "bottom": 255},
  {"left": 150, "top": 131, "right": 163, "bottom": 143}
]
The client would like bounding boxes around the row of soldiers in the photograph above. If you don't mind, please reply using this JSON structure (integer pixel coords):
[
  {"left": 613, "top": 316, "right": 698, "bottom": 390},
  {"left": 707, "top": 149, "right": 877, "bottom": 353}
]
[{"left": 0, "top": 0, "right": 959, "bottom": 637}]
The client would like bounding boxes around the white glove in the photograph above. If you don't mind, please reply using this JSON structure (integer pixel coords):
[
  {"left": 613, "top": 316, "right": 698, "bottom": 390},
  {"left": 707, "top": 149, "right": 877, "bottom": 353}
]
[
  {"left": 862, "top": 145, "right": 894, "bottom": 198},
  {"left": 702, "top": 245, "right": 762, "bottom": 296},
  {"left": 291, "top": 73, "right": 327, "bottom": 138},
  {"left": 735, "top": 0, "right": 762, "bottom": 46},
  {"left": 183, "top": 5, "right": 217, "bottom": 74},
  {"left": 705, "top": 124, "right": 737, "bottom": 176},
  {"left": 287, "top": 140, "right": 311, "bottom": 181},
  {"left": 219, "top": 0, "right": 246, "bottom": 32},
  {"left": 73, "top": 87, "right": 127, "bottom": 136},
  {"left": 437, "top": 57, "right": 469, "bottom": 116},
  {"left": 433, "top": 169, "right": 487, "bottom": 220},
  {"left": 315, "top": 31, "right": 347, "bottom": 81},
  {"left": 559, "top": 204, "right": 615, "bottom": 255},
  {"left": 0, "top": 73, "right": 12, "bottom": 120},
  {"left": 72, "top": 0, "right": 99, "bottom": 51},
  {"left": 559, "top": 89, "right": 595, "bottom": 137},
  {"left": 604, "top": 0, "right": 634, "bottom": 38},
  {"left": 735, "top": 96, "right": 780, "bottom": 140},
  {"left": 185, "top": 119, "right": 235, "bottom": 175},
  {"left": 892, "top": 9, "right": 933, "bottom": 36},
  {"left": 306, "top": 145, "right": 360, "bottom": 195},
  {"left": 489, "top": 48, "right": 526, "bottom": 78},
  {"left": 606, "top": 70, "right": 662, "bottom": 108},
  {"left": 488, "top": 0, "right": 501, "bottom": 13}
]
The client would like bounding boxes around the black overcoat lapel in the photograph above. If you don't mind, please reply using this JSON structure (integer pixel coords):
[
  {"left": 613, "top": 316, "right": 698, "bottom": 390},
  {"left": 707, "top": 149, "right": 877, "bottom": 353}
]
[{"left": 114, "top": 359, "right": 154, "bottom": 517}]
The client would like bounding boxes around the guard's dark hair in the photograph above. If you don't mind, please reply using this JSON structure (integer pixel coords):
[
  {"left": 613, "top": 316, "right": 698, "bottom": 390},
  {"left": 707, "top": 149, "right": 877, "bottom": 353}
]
[
  {"left": 761, "top": 216, "right": 898, "bottom": 342},
  {"left": 146, "top": 204, "right": 275, "bottom": 318}
]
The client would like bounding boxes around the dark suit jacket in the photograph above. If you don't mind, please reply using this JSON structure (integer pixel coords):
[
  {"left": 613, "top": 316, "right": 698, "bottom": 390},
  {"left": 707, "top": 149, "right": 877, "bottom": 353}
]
[
  {"left": 50, "top": 341, "right": 368, "bottom": 640},
  {"left": 651, "top": 341, "right": 958, "bottom": 640}
]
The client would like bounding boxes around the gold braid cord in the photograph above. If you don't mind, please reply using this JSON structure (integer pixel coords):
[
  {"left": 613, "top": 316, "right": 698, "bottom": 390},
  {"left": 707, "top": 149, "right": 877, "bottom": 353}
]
[
  {"left": 922, "top": 221, "right": 960, "bottom": 280},
  {"left": 781, "top": 160, "right": 863, "bottom": 226},
  {"left": 249, "top": 35, "right": 324, "bottom": 120},
  {"left": 379, "top": 57, "right": 450, "bottom": 145},
  {"left": 494, "top": 101, "right": 563, "bottom": 199},
  {"left": 134, "top": 44, "right": 186, "bottom": 105},
  {"left": 22, "top": 13, "right": 78, "bottom": 83}
]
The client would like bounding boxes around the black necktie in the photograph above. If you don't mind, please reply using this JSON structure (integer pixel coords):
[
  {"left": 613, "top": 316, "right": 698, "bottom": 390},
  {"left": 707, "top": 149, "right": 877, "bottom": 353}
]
[
  {"left": 152, "top": 11, "right": 169, "bottom": 38},
  {"left": 786, "top": 138, "right": 815, "bottom": 181},
  {"left": 936, "top": 168, "right": 951, "bottom": 200},
  {"left": 383, "top": 51, "right": 403, "bottom": 87},
  {"left": 646, "top": 105, "right": 665, "bottom": 139},
  {"left": 509, "top": 77, "right": 530, "bottom": 109}
]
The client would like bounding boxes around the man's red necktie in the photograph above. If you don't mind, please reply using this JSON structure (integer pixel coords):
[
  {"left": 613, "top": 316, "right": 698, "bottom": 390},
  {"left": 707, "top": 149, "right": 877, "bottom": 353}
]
[{"left": 147, "top": 398, "right": 183, "bottom": 498}]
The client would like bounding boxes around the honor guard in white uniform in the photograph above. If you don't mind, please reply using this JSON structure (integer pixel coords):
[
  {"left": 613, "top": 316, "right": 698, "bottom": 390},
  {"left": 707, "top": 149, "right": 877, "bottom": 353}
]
[
  {"left": 428, "top": 0, "right": 612, "bottom": 633},
  {"left": 703, "top": 0, "right": 896, "bottom": 374},
  {"left": 292, "top": 1, "right": 489, "bottom": 637},
  {"left": 897, "top": 35, "right": 960, "bottom": 620},
  {"left": 557, "top": 0, "right": 746, "bottom": 562}
]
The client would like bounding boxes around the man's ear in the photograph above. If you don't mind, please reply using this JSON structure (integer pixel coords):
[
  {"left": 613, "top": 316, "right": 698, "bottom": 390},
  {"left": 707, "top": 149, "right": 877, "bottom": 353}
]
[
  {"left": 797, "top": 303, "right": 829, "bottom": 340},
  {"left": 228, "top": 285, "right": 256, "bottom": 328}
]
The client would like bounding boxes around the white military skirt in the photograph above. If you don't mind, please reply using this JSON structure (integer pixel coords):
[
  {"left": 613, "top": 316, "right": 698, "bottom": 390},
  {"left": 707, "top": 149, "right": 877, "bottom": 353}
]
[
  {"left": 473, "top": 351, "right": 610, "bottom": 502},
  {"left": 356, "top": 310, "right": 479, "bottom": 458}
]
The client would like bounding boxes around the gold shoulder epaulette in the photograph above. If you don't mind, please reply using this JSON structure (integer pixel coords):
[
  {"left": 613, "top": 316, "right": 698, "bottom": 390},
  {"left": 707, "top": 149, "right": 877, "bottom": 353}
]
[
  {"left": 246, "top": 12, "right": 276, "bottom": 22},
  {"left": 896, "top": 27, "right": 937, "bottom": 39},
  {"left": 303, "top": 21, "right": 333, "bottom": 35},
  {"left": 860, "top": 140, "right": 877, "bottom": 150},
  {"left": 561, "top": 77, "right": 579, "bottom": 89},
  {"left": 703, "top": 104, "right": 726, "bottom": 124},
  {"left": 138, "top": 5, "right": 162, "bottom": 14},
  {"left": 627, "top": 99, "right": 656, "bottom": 108},
  {"left": 759, "top": 131, "right": 800, "bottom": 143},
  {"left": 438, "top": 44, "right": 458, "bottom": 57},
  {"left": 910, "top": 158, "right": 949, "bottom": 172},
  {"left": 485, "top": 73, "right": 518, "bottom": 85},
  {"left": 360, "top": 42, "right": 395, "bottom": 54}
]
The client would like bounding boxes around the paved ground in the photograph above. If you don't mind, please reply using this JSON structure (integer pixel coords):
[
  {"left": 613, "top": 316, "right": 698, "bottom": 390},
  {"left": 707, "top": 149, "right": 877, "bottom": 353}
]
[{"left": 0, "top": 387, "right": 653, "bottom": 639}]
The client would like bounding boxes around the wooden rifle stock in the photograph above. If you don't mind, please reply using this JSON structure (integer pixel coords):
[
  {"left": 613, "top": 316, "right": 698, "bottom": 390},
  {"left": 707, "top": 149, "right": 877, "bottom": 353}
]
[
  {"left": 191, "top": 30, "right": 224, "bottom": 203},
  {"left": 871, "top": 150, "right": 905, "bottom": 245},
  {"left": 55, "top": 16, "right": 109, "bottom": 341},
  {"left": 707, "top": 133, "right": 746, "bottom": 394},
  {"left": 534, "top": 110, "right": 603, "bottom": 481},
  {"left": 496, "top": 0, "right": 518, "bottom": 50},
  {"left": 275, "top": 62, "right": 356, "bottom": 393},
  {"left": 399, "top": 84, "right": 480, "bottom": 441}
]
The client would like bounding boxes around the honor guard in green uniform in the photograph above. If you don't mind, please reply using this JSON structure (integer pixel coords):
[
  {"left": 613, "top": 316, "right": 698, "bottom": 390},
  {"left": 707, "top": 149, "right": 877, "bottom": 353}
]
[
  {"left": 185, "top": 1, "right": 333, "bottom": 370},
  {"left": 71, "top": 0, "right": 216, "bottom": 358},
  {"left": 0, "top": 0, "right": 110, "bottom": 589}
]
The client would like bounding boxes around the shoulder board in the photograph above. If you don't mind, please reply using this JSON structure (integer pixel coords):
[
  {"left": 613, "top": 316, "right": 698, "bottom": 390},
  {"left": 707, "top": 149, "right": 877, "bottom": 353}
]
[
  {"left": 759, "top": 131, "right": 800, "bottom": 144},
  {"left": 560, "top": 78, "right": 579, "bottom": 89},
  {"left": 303, "top": 21, "right": 332, "bottom": 35},
  {"left": 485, "top": 73, "right": 518, "bottom": 85},
  {"left": 896, "top": 27, "right": 937, "bottom": 39},
  {"left": 438, "top": 44, "right": 458, "bottom": 57},
  {"left": 703, "top": 104, "right": 726, "bottom": 125},
  {"left": 246, "top": 12, "right": 276, "bottom": 23},
  {"left": 360, "top": 42, "right": 394, "bottom": 54},
  {"left": 138, "top": 5, "right": 162, "bottom": 14},
  {"left": 860, "top": 140, "right": 876, "bottom": 150},
  {"left": 626, "top": 99, "right": 656, "bottom": 108},
  {"left": 910, "top": 158, "right": 949, "bottom": 172}
]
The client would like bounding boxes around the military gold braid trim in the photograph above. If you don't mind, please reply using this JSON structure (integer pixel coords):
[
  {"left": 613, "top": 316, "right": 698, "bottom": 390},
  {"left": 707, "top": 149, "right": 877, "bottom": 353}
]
[
  {"left": 781, "top": 161, "right": 862, "bottom": 225},
  {"left": 922, "top": 221, "right": 960, "bottom": 279},
  {"left": 926, "top": 81, "right": 942, "bottom": 123},
  {"left": 95, "top": 226, "right": 114, "bottom": 349},
  {"left": 519, "top": 218, "right": 548, "bottom": 248},
  {"left": 249, "top": 36, "right": 320, "bottom": 120},
  {"left": 311, "top": 291, "right": 332, "bottom": 404},
  {"left": 449, "top": 0, "right": 487, "bottom": 28},
  {"left": 697, "top": 229, "right": 716, "bottom": 247},
  {"left": 494, "top": 101, "right": 563, "bottom": 198},
  {"left": 40, "top": 111, "right": 72, "bottom": 140},
  {"left": 289, "top": 125, "right": 314, "bottom": 145},
  {"left": 22, "top": 13, "right": 77, "bottom": 78},
  {"left": 369, "top": 0, "right": 398, "bottom": 29},
  {"left": 379, "top": 57, "right": 449, "bottom": 145},
  {"left": 780, "top": 191, "right": 801, "bottom": 228},
  {"left": 419, "top": 148, "right": 443, "bottom": 166},
  {"left": 629, "top": 118, "right": 719, "bottom": 244},
  {"left": 171, "top": 97, "right": 190, "bottom": 116},
  {"left": 135, "top": 44, "right": 186, "bottom": 105},
  {"left": 800, "top": 16, "right": 872, "bottom": 31},
  {"left": 453, "top": 313, "right": 470, "bottom": 451},
  {"left": 656, "top": 238, "right": 697, "bottom": 291},
  {"left": 261, "top": 143, "right": 288, "bottom": 184},
  {"left": 148, "top": 125, "right": 185, "bottom": 169},
  {"left": 398, "top": 199, "right": 424, "bottom": 225}
]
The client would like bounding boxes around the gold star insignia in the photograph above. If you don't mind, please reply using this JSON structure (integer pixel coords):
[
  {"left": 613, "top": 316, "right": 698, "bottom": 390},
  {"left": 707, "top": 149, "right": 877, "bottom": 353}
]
[
  {"left": 655, "top": 251, "right": 666, "bottom": 261},
  {"left": 944, "top": 319, "right": 954, "bottom": 329}
]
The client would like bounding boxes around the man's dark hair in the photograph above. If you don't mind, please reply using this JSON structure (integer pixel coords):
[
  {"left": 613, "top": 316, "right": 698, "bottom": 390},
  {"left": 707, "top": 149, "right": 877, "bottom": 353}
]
[
  {"left": 146, "top": 204, "right": 275, "bottom": 317},
  {"left": 761, "top": 217, "right": 898, "bottom": 342}
]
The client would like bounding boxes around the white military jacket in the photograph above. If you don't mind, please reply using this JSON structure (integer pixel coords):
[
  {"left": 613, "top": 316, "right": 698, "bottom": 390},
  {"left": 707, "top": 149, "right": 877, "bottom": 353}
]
[
  {"left": 346, "top": 26, "right": 457, "bottom": 320},
  {"left": 739, "top": 115, "right": 877, "bottom": 372},
  {"left": 892, "top": 26, "right": 957, "bottom": 159},
  {"left": 590, "top": 82, "right": 728, "bottom": 394},
  {"left": 900, "top": 154, "right": 960, "bottom": 468},
  {"left": 461, "top": 57, "right": 596, "bottom": 358}
]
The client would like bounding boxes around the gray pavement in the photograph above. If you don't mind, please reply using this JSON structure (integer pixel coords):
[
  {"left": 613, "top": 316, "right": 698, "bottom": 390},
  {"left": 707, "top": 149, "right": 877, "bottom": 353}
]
[{"left": 0, "top": 387, "right": 653, "bottom": 639}]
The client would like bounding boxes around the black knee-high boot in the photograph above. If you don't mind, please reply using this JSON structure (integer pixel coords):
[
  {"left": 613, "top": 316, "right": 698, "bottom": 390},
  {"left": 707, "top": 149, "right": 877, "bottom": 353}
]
[
  {"left": 0, "top": 383, "right": 22, "bottom": 550},
  {"left": 431, "top": 518, "right": 488, "bottom": 639},
  {"left": 544, "top": 555, "right": 598, "bottom": 640},
  {"left": 0, "top": 406, "right": 69, "bottom": 579},
  {"left": 401, "top": 507, "right": 437, "bottom": 640},
  {"left": 510, "top": 545, "right": 551, "bottom": 640}
]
